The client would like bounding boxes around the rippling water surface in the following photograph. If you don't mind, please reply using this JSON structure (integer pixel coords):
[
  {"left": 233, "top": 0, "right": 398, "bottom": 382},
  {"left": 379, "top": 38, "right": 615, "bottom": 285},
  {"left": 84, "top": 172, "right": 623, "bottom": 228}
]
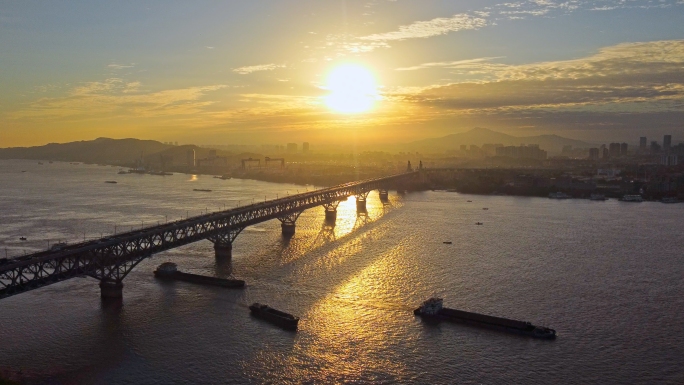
[{"left": 1, "top": 160, "right": 682, "bottom": 384}]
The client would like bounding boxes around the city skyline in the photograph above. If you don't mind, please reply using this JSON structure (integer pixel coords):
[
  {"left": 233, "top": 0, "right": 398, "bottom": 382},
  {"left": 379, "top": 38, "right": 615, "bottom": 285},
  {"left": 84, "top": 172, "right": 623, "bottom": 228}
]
[{"left": 2, "top": 1, "right": 684, "bottom": 147}]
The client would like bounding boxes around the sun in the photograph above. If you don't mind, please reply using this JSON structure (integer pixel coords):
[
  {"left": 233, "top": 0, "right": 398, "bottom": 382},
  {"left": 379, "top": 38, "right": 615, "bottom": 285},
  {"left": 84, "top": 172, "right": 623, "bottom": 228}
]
[{"left": 324, "top": 65, "right": 378, "bottom": 114}]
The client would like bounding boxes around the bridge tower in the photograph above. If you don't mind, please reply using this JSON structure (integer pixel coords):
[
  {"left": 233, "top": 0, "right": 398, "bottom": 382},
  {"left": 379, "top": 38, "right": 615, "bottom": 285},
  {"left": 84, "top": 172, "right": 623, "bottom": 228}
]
[
  {"left": 209, "top": 227, "right": 245, "bottom": 259},
  {"left": 278, "top": 211, "right": 303, "bottom": 237}
]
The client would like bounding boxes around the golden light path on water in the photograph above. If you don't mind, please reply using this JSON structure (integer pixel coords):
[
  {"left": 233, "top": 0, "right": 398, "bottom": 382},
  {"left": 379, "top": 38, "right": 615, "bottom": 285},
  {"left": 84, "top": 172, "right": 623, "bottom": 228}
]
[{"left": 243, "top": 196, "right": 419, "bottom": 382}]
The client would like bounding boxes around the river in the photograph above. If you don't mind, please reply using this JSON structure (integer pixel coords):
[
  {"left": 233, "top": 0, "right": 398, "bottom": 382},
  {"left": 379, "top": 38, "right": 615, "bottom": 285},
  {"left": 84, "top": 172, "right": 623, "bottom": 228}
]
[{"left": 0, "top": 159, "right": 682, "bottom": 384}]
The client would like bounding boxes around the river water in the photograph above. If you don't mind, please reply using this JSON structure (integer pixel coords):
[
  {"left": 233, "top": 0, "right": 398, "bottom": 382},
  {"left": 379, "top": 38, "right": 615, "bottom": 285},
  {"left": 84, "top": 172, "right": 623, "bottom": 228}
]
[{"left": 0, "top": 159, "right": 682, "bottom": 384}]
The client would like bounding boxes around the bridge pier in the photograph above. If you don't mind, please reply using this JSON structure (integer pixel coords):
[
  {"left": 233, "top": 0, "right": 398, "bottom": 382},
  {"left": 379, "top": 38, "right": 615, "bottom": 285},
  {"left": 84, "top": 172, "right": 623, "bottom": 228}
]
[
  {"left": 214, "top": 242, "right": 233, "bottom": 259},
  {"left": 378, "top": 189, "right": 389, "bottom": 201},
  {"left": 278, "top": 211, "right": 303, "bottom": 238},
  {"left": 323, "top": 201, "right": 341, "bottom": 223},
  {"left": 209, "top": 227, "right": 244, "bottom": 260},
  {"left": 356, "top": 190, "right": 370, "bottom": 212},
  {"left": 99, "top": 280, "right": 123, "bottom": 299}
]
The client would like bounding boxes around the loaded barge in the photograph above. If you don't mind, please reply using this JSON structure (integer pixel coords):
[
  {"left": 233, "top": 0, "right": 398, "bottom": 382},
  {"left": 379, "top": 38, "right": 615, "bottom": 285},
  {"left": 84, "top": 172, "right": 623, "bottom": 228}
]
[
  {"left": 414, "top": 298, "right": 556, "bottom": 339},
  {"left": 249, "top": 303, "right": 299, "bottom": 330},
  {"left": 154, "top": 262, "right": 244, "bottom": 288}
]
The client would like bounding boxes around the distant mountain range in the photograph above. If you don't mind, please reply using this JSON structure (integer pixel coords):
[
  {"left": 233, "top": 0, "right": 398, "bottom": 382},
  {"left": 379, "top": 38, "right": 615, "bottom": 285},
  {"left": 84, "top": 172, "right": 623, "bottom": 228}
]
[
  {"left": 0, "top": 138, "right": 172, "bottom": 164},
  {"left": 0, "top": 128, "right": 591, "bottom": 163},
  {"left": 0, "top": 137, "right": 259, "bottom": 166},
  {"left": 407, "top": 127, "right": 591, "bottom": 153}
]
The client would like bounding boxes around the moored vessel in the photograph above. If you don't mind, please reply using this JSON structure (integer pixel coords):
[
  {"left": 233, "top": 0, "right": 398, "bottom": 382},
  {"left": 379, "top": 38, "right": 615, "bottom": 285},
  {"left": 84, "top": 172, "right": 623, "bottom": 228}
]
[
  {"left": 590, "top": 193, "right": 607, "bottom": 201},
  {"left": 249, "top": 303, "right": 299, "bottom": 330},
  {"left": 414, "top": 298, "right": 556, "bottom": 339},
  {"left": 661, "top": 197, "right": 679, "bottom": 203},
  {"left": 620, "top": 195, "right": 643, "bottom": 202},
  {"left": 549, "top": 192, "right": 571, "bottom": 199},
  {"left": 154, "top": 262, "right": 244, "bottom": 288}
]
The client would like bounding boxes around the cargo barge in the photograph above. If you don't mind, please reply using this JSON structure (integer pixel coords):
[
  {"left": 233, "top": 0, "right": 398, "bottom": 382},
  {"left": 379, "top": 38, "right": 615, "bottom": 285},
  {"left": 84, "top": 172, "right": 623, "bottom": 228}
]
[
  {"left": 154, "top": 262, "right": 244, "bottom": 288},
  {"left": 249, "top": 303, "right": 299, "bottom": 330},
  {"left": 414, "top": 298, "right": 556, "bottom": 339}
]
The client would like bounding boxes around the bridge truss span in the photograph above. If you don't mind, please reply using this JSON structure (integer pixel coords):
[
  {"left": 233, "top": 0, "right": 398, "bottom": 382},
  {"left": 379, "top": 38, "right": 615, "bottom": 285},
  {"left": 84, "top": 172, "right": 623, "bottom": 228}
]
[{"left": 0, "top": 172, "right": 416, "bottom": 300}]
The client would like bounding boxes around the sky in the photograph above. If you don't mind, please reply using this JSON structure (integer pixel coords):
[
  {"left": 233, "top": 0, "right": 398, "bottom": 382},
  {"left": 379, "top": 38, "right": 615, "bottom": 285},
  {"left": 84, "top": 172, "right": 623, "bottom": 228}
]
[{"left": 2, "top": 0, "right": 684, "bottom": 147}]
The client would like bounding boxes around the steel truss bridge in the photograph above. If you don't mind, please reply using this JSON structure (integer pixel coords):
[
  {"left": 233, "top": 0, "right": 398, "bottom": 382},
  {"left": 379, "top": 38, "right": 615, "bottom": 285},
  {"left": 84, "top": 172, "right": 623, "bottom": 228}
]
[{"left": 0, "top": 172, "right": 416, "bottom": 300}]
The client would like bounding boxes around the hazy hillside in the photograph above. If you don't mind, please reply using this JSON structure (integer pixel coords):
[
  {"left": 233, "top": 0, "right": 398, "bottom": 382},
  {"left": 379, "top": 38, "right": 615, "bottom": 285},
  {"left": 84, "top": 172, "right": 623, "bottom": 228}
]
[
  {"left": 0, "top": 138, "right": 172, "bottom": 164},
  {"left": 408, "top": 127, "right": 591, "bottom": 153}
]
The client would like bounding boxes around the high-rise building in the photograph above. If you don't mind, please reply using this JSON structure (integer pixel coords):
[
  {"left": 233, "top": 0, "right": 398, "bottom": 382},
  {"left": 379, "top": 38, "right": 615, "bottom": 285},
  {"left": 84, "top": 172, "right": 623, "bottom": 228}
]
[
  {"left": 620, "top": 143, "right": 628, "bottom": 155},
  {"left": 660, "top": 154, "right": 678, "bottom": 166},
  {"left": 186, "top": 149, "right": 195, "bottom": 167},
  {"left": 589, "top": 148, "right": 600, "bottom": 160},
  {"left": 302, "top": 142, "right": 310, "bottom": 153},
  {"left": 651, "top": 141, "right": 661, "bottom": 153},
  {"left": 609, "top": 143, "right": 621, "bottom": 157},
  {"left": 459, "top": 145, "right": 467, "bottom": 152},
  {"left": 286, "top": 143, "right": 298, "bottom": 153},
  {"left": 664, "top": 135, "right": 672, "bottom": 151},
  {"left": 602, "top": 147, "right": 610, "bottom": 159},
  {"left": 639, "top": 137, "right": 647, "bottom": 151}
]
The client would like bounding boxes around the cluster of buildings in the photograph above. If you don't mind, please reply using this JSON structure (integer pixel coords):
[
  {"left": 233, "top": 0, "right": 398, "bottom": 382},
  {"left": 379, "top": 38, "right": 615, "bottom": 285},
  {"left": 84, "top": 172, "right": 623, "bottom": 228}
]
[
  {"left": 587, "top": 135, "right": 679, "bottom": 166},
  {"left": 454, "top": 144, "right": 548, "bottom": 160}
]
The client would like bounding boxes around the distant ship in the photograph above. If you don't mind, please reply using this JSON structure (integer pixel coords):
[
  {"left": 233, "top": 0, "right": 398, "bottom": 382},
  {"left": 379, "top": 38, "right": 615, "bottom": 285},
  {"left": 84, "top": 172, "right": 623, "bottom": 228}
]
[
  {"left": 549, "top": 192, "right": 571, "bottom": 199},
  {"left": 193, "top": 189, "right": 212, "bottom": 192},
  {"left": 589, "top": 193, "right": 607, "bottom": 201},
  {"left": 661, "top": 197, "right": 679, "bottom": 204},
  {"left": 620, "top": 195, "right": 643, "bottom": 202},
  {"left": 105, "top": 181, "right": 117, "bottom": 184},
  {"left": 249, "top": 303, "right": 299, "bottom": 330},
  {"left": 414, "top": 298, "right": 556, "bottom": 339}
]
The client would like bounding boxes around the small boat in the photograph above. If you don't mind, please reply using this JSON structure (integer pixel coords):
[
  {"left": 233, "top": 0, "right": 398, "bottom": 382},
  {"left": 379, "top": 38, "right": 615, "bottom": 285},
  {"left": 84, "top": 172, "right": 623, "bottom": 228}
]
[
  {"left": 19, "top": 237, "right": 27, "bottom": 241},
  {"left": 21, "top": 171, "right": 26, "bottom": 173},
  {"left": 549, "top": 192, "right": 571, "bottom": 199},
  {"left": 49, "top": 161, "right": 53, "bottom": 164},
  {"left": 482, "top": 208, "right": 488, "bottom": 210},
  {"left": 467, "top": 200, "right": 472, "bottom": 202},
  {"left": 475, "top": 222, "right": 483, "bottom": 225},
  {"left": 38, "top": 162, "right": 43, "bottom": 165},
  {"left": 193, "top": 189, "right": 212, "bottom": 192},
  {"left": 117, "top": 170, "right": 128, "bottom": 174},
  {"left": 590, "top": 193, "right": 607, "bottom": 201},
  {"left": 249, "top": 303, "right": 299, "bottom": 330},
  {"left": 443, "top": 241, "right": 452, "bottom": 244},
  {"left": 105, "top": 181, "right": 117, "bottom": 184},
  {"left": 620, "top": 195, "right": 643, "bottom": 202},
  {"left": 661, "top": 197, "right": 679, "bottom": 204}
]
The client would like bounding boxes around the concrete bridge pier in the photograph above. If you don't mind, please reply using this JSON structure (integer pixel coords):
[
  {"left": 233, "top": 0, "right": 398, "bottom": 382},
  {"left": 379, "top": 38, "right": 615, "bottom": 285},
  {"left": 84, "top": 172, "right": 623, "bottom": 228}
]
[
  {"left": 100, "top": 280, "right": 123, "bottom": 299},
  {"left": 323, "top": 201, "right": 341, "bottom": 223},
  {"left": 209, "top": 227, "right": 245, "bottom": 260},
  {"left": 356, "top": 190, "right": 370, "bottom": 212},
  {"left": 214, "top": 242, "right": 233, "bottom": 259},
  {"left": 278, "top": 211, "right": 303, "bottom": 238},
  {"left": 378, "top": 189, "right": 389, "bottom": 202}
]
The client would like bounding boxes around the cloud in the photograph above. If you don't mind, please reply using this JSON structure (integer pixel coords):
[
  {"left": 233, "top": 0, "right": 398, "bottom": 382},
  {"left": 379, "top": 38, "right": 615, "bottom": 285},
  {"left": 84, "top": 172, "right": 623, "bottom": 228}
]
[
  {"left": 389, "top": 40, "right": 684, "bottom": 115},
  {"left": 396, "top": 57, "right": 504, "bottom": 71},
  {"left": 10, "top": 78, "right": 226, "bottom": 120},
  {"left": 233, "top": 63, "right": 285, "bottom": 75},
  {"left": 107, "top": 63, "right": 135, "bottom": 70},
  {"left": 359, "top": 13, "right": 487, "bottom": 42}
]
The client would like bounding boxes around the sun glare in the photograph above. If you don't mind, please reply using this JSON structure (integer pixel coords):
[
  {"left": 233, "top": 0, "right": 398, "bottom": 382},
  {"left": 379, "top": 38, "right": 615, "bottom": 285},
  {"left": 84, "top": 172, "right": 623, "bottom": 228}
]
[{"left": 324, "top": 65, "right": 378, "bottom": 114}]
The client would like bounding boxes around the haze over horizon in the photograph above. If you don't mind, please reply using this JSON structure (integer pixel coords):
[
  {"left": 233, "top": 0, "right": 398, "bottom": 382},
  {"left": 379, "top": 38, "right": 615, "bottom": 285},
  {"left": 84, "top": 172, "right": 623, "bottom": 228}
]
[{"left": 2, "top": 1, "right": 684, "bottom": 147}]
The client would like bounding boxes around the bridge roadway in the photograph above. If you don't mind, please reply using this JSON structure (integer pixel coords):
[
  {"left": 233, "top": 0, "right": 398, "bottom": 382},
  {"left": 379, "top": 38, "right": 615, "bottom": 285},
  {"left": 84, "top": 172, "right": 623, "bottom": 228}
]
[{"left": 0, "top": 172, "right": 416, "bottom": 300}]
